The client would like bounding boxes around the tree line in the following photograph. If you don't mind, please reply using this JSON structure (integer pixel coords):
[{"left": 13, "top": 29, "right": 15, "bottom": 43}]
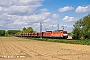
[
  {"left": 0, "top": 27, "right": 34, "bottom": 36},
  {"left": 72, "top": 14, "right": 90, "bottom": 39}
]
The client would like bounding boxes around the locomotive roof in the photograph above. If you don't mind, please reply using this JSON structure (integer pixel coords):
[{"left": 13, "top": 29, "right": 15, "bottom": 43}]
[
  {"left": 54, "top": 30, "right": 63, "bottom": 32},
  {"left": 46, "top": 31, "right": 52, "bottom": 32},
  {"left": 46, "top": 30, "right": 67, "bottom": 32}
]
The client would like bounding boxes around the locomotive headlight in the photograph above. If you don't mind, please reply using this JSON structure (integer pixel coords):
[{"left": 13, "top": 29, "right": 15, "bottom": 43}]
[{"left": 63, "top": 34, "right": 68, "bottom": 36}]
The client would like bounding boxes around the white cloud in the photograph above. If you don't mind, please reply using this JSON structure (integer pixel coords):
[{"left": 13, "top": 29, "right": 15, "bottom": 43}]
[
  {"left": 0, "top": 7, "right": 3, "bottom": 11},
  {"left": 6, "top": 5, "right": 31, "bottom": 15},
  {"left": 40, "top": 8, "right": 48, "bottom": 12},
  {"left": 0, "top": 0, "right": 45, "bottom": 30},
  {"left": 75, "top": 5, "right": 90, "bottom": 13},
  {"left": 52, "top": 14, "right": 59, "bottom": 18},
  {"left": 11, "top": 13, "right": 49, "bottom": 25},
  {"left": 58, "top": 6, "right": 74, "bottom": 12},
  {"left": 0, "top": 0, "right": 43, "bottom": 7},
  {"left": 63, "top": 16, "right": 78, "bottom": 22},
  {"left": 0, "top": 7, "right": 53, "bottom": 31},
  {"left": 18, "top": 0, "right": 43, "bottom": 6},
  {"left": 21, "top": 10, "right": 51, "bottom": 22},
  {"left": 0, "top": 0, "right": 14, "bottom": 7},
  {"left": 43, "top": 18, "right": 51, "bottom": 23},
  {"left": 0, "top": 0, "right": 43, "bottom": 15}
]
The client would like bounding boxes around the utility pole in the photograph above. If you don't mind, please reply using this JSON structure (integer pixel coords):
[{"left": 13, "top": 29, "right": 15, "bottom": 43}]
[
  {"left": 58, "top": 24, "right": 59, "bottom": 30},
  {"left": 40, "top": 22, "right": 42, "bottom": 39}
]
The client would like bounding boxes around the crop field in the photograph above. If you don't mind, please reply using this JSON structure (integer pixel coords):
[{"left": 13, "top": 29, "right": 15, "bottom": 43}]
[{"left": 0, "top": 37, "right": 90, "bottom": 60}]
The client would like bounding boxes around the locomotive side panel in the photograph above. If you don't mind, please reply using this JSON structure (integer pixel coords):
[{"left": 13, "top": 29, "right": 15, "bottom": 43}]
[
  {"left": 51, "top": 31, "right": 63, "bottom": 38},
  {"left": 43, "top": 32, "right": 51, "bottom": 37}
]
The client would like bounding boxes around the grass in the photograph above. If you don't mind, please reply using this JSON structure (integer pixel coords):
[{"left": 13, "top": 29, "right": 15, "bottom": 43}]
[
  {"left": 0, "top": 36, "right": 90, "bottom": 45},
  {"left": 68, "top": 33, "right": 72, "bottom": 36},
  {"left": 25, "top": 37, "right": 90, "bottom": 45}
]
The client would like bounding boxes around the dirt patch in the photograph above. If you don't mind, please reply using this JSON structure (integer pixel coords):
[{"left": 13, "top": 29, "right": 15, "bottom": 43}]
[{"left": 0, "top": 37, "right": 90, "bottom": 60}]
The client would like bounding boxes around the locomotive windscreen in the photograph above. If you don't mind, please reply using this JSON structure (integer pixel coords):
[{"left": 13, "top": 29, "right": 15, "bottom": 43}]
[{"left": 63, "top": 31, "right": 67, "bottom": 34}]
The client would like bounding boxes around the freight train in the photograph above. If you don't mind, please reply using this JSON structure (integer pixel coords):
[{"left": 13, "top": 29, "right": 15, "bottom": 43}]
[{"left": 9, "top": 30, "right": 68, "bottom": 39}]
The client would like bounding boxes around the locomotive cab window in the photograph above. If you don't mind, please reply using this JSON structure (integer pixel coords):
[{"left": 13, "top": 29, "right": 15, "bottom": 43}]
[{"left": 63, "top": 31, "right": 67, "bottom": 34}]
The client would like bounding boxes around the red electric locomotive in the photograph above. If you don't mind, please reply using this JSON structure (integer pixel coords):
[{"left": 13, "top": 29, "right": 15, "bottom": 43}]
[{"left": 42, "top": 30, "right": 68, "bottom": 39}]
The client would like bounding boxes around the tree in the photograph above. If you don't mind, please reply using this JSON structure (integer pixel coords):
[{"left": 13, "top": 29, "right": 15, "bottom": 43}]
[
  {"left": 87, "top": 29, "right": 90, "bottom": 39},
  {"left": 22, "top": 27, "right": 34, "bottom": 33},
  {"left": 72, "top": 14, "right": 90, "bottom": 39},
  {"left": 27, "top": 27, "right": 34, "bottom": 33},
  {"left": 7, "top": 30, "right": 21, "bottom": 34},
  {"left": 0, "top": 30, "right": 5, "bottom": 36},
  {"left": 22, "top": 27, "right": 27, "bottom": 33},
  {"left": 72, "top": 28, "right": 81, "bottom": 39}
]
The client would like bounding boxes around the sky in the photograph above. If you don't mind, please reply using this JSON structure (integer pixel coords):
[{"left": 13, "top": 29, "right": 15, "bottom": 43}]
[{"left": 0, "top": 0, "right": 90, "bottom": 32}]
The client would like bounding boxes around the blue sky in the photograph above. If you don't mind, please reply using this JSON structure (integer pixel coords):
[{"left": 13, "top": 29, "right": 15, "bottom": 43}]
[
  {"left": 0, "top": 0, "right": 90, "bottom": 32},
  {"left": 39, "top": 0, "right": 90, "bottom": 32}
]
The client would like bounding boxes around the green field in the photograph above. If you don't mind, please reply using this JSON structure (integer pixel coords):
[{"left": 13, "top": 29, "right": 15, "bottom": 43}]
[
  {"left": 25, "top": 37, "right": 90, "bottom": 45},
  {"left": 0, "top": 36, "right": 90, "bottom": 45}
]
